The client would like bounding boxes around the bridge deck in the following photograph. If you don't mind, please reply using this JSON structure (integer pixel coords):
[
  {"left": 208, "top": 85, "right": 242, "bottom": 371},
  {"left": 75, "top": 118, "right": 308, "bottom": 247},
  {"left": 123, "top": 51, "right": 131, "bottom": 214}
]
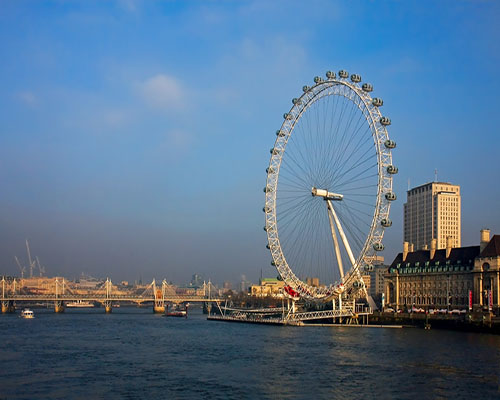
[{"left": 2, "top": 295, "right": 222, "bottom": 303}]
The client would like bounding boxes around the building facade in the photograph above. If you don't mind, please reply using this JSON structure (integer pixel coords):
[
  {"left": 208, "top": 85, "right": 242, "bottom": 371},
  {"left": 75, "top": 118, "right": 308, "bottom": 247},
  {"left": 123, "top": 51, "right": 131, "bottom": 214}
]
[
  {"left": 404, "top": 181, "right": 461, "bottom": 250},
  {"left": 385, "top": 230, "right": 500, "bottom": 314},
  {"left": 250, "top": 278, "right": 285, "bottom": 297},
  {"left": 473, "top": 231, "right": 500, "bottom": 310},
  {"left": 370, "top": 265, "right": 387, "bottom": 299}
]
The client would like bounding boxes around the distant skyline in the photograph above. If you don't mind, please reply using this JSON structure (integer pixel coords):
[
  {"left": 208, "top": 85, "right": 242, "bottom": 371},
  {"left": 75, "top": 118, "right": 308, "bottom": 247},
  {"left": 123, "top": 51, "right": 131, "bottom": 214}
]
[{"left": 1, "top": 1, "right": 499, "bottom": 284}]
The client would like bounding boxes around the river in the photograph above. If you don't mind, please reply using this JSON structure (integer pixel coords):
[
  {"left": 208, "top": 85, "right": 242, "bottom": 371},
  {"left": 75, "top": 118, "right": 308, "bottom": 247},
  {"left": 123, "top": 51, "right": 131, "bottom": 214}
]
[{"left": 1, "top": 307, "right": 499, "bottom": 399}]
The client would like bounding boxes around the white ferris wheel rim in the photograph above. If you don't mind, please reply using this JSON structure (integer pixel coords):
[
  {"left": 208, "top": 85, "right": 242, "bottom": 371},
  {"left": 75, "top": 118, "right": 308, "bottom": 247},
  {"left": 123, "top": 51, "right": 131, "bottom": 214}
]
[{"left": 264, "top": 71, "right": 396, "bottom": 300}]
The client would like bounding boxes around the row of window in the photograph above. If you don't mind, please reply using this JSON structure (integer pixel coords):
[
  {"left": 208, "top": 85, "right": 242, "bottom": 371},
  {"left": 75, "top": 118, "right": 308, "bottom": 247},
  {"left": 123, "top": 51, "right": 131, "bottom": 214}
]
[
  {"left": 401, "top": 281, "right": 472, "bottom": 290},
  {"left": 401, "top": 289, "right": 466, "bottom": 296},
  {"left": 399, "top": 296, "right": 468, "bottom": 306}
]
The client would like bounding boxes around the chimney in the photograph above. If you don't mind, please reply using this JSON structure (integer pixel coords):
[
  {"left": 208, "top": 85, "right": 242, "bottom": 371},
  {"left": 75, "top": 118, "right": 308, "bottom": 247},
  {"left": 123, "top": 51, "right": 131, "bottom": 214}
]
[
  {"left": 422, "top": 244, "right": 429, "bottom": 250},
  {"left": 480, "top": 229, "right": 490, "bottom": 253},
  {"left": 430, "top": 238, "right": 437, "bottom": 259},
  {"left": 446, "top": 236, "right": 452, "bottom": 258},
  {"left": 403, "top": 241, "right": 409, "bottom": 261},
  {"left": 409, "top": 243, "right": 414, "bottom": 252}
]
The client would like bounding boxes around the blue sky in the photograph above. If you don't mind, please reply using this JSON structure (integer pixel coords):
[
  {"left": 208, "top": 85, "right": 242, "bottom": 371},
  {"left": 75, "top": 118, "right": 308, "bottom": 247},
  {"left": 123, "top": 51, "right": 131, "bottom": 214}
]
[{"left": 1, "top": 0, "right": 499, "bottom": 285}]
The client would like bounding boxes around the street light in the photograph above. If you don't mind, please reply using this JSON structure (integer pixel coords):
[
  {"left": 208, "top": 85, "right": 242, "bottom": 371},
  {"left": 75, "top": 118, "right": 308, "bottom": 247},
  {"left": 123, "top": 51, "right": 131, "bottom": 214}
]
[{"left": 447, "top": 275, "right": 450, "bottom": 312}]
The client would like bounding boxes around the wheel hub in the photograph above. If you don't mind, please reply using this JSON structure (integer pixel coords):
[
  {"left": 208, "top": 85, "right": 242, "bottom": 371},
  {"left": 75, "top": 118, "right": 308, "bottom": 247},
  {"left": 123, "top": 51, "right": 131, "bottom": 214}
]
[{"left": 311, "top": 187, "right": 343, "bottom": 201}]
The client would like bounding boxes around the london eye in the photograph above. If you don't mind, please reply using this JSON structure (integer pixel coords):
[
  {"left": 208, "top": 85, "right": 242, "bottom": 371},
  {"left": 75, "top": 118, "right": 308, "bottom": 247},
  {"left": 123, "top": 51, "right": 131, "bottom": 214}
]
[{"left": 264, "top": 70, "right": 397, "bottom": 301}]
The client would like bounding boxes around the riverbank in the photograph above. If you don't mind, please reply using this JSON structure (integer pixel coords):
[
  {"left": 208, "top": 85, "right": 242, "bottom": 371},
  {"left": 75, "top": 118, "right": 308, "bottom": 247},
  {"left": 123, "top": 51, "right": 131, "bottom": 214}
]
[{"left": 370, "top": 311, "right": 500, "bottom": 334}]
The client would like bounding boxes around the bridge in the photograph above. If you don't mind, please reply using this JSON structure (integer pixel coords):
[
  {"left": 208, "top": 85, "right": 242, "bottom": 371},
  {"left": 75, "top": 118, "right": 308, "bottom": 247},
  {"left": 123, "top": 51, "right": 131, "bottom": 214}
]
[{"left": 1, "top": 277, "right": 222, "bottom": 314}]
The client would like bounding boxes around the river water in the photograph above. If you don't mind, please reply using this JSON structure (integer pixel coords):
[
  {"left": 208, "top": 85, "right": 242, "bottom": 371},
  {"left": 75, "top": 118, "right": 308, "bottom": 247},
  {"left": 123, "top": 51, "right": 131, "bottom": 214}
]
[{"left": 1, "top": 307, "right": 499, "bottom": 399}]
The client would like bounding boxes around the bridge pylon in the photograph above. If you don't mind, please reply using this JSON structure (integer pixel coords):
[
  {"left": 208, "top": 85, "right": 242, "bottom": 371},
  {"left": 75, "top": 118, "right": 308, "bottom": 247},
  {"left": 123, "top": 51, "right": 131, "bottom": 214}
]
[
  {"left": 1, "top": 277, "right": 15, "bottom": 313},
  {"left": 104, "top": 278, "right": 112, "bottom": 313},
  {"left": 54, "top": 278, "right": 65, "bottom": 313},
  {"left": 152, "top": 279, "right": 165, "bottom": 313}
]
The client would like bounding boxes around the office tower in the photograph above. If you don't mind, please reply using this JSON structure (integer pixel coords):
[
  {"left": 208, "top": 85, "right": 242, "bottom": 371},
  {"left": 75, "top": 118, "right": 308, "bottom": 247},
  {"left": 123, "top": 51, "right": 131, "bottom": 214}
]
[{"left": 404, "top": 181, "right": 461, "bottom": 250}]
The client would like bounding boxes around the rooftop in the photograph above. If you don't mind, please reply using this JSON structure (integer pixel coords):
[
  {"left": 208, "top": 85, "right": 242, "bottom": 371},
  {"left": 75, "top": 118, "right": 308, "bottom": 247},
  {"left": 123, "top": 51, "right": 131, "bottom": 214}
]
[
  {"left": 480, "top": 235, "right": 500, "bottom": 257},
  {"left": 407, "top": 181, "right": 457, "bottom": 193},
  {"left": 390, "top": 246, "right": 479, "bottom": 269}
]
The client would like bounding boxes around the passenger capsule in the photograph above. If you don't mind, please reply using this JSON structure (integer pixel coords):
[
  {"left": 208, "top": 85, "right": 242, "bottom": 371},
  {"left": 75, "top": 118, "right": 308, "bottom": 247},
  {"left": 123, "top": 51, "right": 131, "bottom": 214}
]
[
  {"left": 384, "top": 139, "right": 396, "bottom": 149},
  {"left": 283, "top": 113, "right": 293, "bottom": 120},
  {"left": 303, "top": 85, "right": 311, "bottom": 93},
  {"left": 387, "top": 165, "right": 398, "bottom": 174},
  {"left": 326, "top": 71, "right": 336, "bottom": 79},
  {"left": 266, "top": 167, "right": 275, "bottom": 174},
  {"left": 362, "top": 83, "right": 373, "bottom": 92},
  {"left": 381, "top": 218, "right": 392, "bottom": 227},
  {"left": 350, "top": 74, "right": 361, "bottom": 83},
  {"left": 372, "top": 98, "right": 383, "bottom": 107},
  {"left": 263, "top": 186, "right": 273, "bottom": 193},
  {"left": 270, "top": 148, "right": 281, "bottom": 155},
  {"left": 353, "top": 281, "right": 359, "bottom": 288},
  {"left": 263, "top": 206, "right": 271, "bottom": 213},
  {"left": 292, "top": 98, "right": 302, "bottom": 105},
  {"left": 380, "top": 116, "right": 391, "bottom": 126},
  {"left": 271, "top": 260, "right": 276, "bottom": 266},
  {"left": 266, "top": 244, "right": 270, "bottom": 249},
  {"left": 263, "top": 226, "right": 268, "bottom": 232},
  {"left": 338, "top": 70, "right": 349, "bottom": 78},
  {"left": 385, "top": 192, "right": 397, "bottom": 201},
  {"left": 373, "top": 243, "right": 385, "bottom": 251},
  {"left": 314, "top": 76, "right": 323, "bottom": 84},
  {"left": 276, "top": 130, "right": 285, "bottom": 137}
]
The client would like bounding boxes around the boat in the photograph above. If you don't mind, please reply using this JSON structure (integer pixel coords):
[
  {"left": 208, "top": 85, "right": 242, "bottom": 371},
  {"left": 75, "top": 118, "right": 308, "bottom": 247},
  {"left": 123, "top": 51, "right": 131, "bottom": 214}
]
[
  {"left": 165, "top": 310, "right": 187, "bottom": 317},
  {"left": 66, "top": 300, "right": 95, "bottom": 308},
  {"left": 21, "top": 309, "right": 34, "bottom": 319},
  {"left": 165, "top": 304, "right": 188, "bottom": 318}
]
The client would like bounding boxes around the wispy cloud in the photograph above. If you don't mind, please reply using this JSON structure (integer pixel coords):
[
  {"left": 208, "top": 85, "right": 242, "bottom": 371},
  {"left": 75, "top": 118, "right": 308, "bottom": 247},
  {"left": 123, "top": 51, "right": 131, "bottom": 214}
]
[
  {"left": 17, "top": 91, "right": 37, "bottom": 106},
  {"left": 117, "top": 0, "right": 139, "bottom": 13},
  {"left": 101, "top": 109, "right": 129, "bottom": 129},
  {"left": 138, "top": 74, "right": 186, "bottom": 112},
  {"left": 157, "top": 129, "right": 196, "bottom": 162}
]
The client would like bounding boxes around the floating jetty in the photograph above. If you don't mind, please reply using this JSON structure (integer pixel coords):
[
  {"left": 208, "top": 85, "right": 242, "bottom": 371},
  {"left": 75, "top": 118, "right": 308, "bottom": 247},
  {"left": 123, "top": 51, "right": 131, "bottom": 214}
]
[
  {"left": 207, "top": 314, "right": 406, "bottom": 328},
  {"left": 207, "top": 302, "right": 375, "bottom": 326},
  {"left": 207, "top": 315, "right": 287, "bottom": 325}
]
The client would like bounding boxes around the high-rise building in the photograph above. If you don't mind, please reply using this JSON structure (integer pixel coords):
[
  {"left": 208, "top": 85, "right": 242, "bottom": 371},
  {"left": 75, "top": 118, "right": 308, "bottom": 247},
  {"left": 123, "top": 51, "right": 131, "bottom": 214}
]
[
  {"left": 190, "top": 274, "right": 203, "bottom": 287},
  {"left": 404, "top": 181, "right": 461, "bottom": 250}
]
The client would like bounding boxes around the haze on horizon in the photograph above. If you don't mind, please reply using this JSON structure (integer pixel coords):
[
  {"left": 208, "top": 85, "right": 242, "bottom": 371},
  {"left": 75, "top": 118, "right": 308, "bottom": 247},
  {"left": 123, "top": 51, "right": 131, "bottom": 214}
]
[{"left": 1, "top": 1, "right": 499, "bottom": 286}]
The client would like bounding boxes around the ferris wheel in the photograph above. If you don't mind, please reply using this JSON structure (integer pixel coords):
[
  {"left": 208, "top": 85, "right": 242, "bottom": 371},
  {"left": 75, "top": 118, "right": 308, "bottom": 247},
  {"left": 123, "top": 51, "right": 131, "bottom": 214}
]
[{"left": 264, "top": 70, "right": 397, "bottom": 301}]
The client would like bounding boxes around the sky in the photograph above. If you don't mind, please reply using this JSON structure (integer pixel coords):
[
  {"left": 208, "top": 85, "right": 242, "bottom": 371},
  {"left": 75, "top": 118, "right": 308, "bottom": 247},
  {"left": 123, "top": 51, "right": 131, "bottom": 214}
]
[{"left": 0, "top": 0, "right": 499, "bottom": 286}]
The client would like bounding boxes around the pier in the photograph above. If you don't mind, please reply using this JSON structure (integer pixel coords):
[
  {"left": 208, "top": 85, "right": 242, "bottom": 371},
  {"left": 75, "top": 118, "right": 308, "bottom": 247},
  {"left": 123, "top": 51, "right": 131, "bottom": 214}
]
[{"left": 208, "top": 300, "right": 373, "bottom": 326}]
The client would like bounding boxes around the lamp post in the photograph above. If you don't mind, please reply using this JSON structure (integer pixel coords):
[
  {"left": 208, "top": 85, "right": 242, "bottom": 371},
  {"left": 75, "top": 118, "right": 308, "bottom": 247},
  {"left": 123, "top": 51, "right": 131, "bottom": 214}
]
[{"left": 447, "top": 275, "right": 450, "bottom": 313}]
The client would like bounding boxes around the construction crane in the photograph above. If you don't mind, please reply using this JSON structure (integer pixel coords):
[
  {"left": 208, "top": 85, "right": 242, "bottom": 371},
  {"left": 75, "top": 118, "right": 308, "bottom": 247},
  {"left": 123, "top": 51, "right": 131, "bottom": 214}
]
[
  {"left": 25, "top": 240, "right": 36, "bottom": 278},
  {"left": 36, "top": 256, "right": 46, "bottom": 277},
  {"left": 14, "top": 256, "right": 26, "bottom": 279}
]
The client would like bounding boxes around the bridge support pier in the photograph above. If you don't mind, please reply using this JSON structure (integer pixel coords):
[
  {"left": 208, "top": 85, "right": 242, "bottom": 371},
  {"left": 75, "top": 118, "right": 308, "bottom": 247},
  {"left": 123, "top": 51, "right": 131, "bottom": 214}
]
[
  {"left": 1, "top": 300, "right": 15, "bottom": 313},
  {"left": 153, "top": 304, "right": 165, "bottom": 313},
  {"left": 104, "top": 301, "right": 112, "bottom": 313},
  {"left": 54, "top": 301, "right": 65, "bottom": 313}
]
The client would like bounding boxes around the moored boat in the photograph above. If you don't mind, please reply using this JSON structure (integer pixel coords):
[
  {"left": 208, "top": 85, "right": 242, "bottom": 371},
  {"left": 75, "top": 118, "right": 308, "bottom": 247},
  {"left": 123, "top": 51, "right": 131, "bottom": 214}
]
[
  {"left": 66, "top": 300, "right": 95, "bottom": 308},
  {"left": 165, "top": 310, "right": 187, "bottom": 317},
  {"left": 21, "top": 309, "right": 35, "bottom": 319}
]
